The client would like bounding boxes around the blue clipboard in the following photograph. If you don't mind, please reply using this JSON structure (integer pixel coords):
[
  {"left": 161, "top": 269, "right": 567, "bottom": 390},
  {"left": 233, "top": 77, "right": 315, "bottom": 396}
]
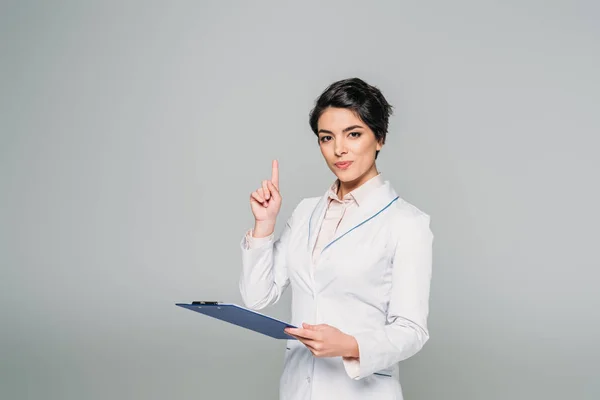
[{"left": 176, "top": 301, "right": 297, "bottom": 340}]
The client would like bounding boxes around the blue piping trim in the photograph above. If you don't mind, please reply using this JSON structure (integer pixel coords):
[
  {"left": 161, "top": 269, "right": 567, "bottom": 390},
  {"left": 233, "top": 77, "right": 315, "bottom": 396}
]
[
  {"left": 374, "top": 372, "right": 392, "bottom": 377},
  {"left": 321, "top": 196, "right": 399, "bottom": 252}
]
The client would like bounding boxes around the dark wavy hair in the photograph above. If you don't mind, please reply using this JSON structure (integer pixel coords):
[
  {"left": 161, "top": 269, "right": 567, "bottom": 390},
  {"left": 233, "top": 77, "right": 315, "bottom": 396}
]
[{"left": 309, "top": 78, "right": 393, "bottom": 159}]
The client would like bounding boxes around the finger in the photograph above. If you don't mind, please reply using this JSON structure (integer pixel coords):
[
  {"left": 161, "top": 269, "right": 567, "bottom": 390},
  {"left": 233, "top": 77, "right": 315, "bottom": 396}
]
[
  {"left": 250, "top": 193, "right": 261, "bottom": 206},
  {"left": 250, "top": 192, "right": 261, "bottom": 204},
  {"left": 252, "top": 190, "right": 265, "bottom": 204},
  {"left": 285, "top": 327, "right": 318, "bottom": 340},
  {"left": 286, "top": 335, "right": 327, "bottom": 357},
  {"left": 257, "top": 188, "right": 269, "bottom": 207},
  {"left": 302, "top": 323, "right": 328, "bottom": 331},
  {"left": 267, "top": 181, "right": 280, "bottom": 201},
  {"left": 313, "top": 324, "right": 330, "bottom": 331},
  {"left": 299, "top": 340, "right": 328, "bottom": 358},
  {"left": 262, "top": 180, "right": 270, "bottom": 200},
  {"left": 271, "top": 159, "right": 279, "bottom": 189},
  {"left": 285, "top": 327, "right": 305, "bottom": 337},
  {"left": 293, "top": 336, "right": 319, "bottom": 351}
]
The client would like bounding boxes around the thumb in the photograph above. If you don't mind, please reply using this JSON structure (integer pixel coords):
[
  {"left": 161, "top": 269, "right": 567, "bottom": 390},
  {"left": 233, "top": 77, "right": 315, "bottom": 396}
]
[
  {"left": 313, "top": 324, "right": 330, "bottom": 331},
  {"left": 303, "top": 323, "right": 328, "bottom": 331}
]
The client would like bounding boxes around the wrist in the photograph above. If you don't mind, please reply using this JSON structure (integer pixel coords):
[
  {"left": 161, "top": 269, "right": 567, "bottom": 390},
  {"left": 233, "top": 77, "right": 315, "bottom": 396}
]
[
  {"left": 253, "top": 220, "right": 276, "bottom": 238},
  {"left": 344, "top": 334, "right": 359, "bottom": 358}
]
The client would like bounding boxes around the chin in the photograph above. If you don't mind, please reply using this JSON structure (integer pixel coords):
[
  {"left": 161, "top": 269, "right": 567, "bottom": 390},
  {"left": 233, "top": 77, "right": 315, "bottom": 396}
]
[{"left": 335, "top": 171, "right": 361, "bottom": 183}]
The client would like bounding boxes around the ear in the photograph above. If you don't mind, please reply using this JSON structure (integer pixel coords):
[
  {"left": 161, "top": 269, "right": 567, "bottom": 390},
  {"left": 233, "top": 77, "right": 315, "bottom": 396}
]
[{"left": 376, "top": 139, "right": 384, "bottom": 151}]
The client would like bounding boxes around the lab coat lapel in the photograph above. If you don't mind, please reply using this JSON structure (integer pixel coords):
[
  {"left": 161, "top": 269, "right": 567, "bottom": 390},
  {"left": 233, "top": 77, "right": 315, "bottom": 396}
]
[
  {"left": 307, "top": 192, "right": 329, "bottom": 254},
  {"left": 322, "top": 181, "right": 399, "bottom": 254}
]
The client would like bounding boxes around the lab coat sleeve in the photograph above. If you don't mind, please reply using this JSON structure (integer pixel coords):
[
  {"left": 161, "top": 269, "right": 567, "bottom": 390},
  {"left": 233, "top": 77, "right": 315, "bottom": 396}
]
[
  {"left": 244, "top": 230, "right": 274, "bottom": 249},
  {"left": 238, "top": 206, "right": 297, "bottom": 311},
  {"left": 343, "top": 213, "right": 433, "bottom": 380}
]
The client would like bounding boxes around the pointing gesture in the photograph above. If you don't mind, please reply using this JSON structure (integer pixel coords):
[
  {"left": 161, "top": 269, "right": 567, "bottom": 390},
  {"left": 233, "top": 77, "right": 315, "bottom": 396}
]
[
  {"left": 271, "top": 159, "right": 279, "bottom": 190},
  {"left": 250, "top": 160, "right": 282, "bottom": 232}
]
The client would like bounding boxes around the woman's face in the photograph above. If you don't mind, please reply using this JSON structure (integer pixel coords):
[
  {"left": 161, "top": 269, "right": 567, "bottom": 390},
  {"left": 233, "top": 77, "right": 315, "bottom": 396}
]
[{"left": 317, "top": 107, "right": 382, "bottom": 188}]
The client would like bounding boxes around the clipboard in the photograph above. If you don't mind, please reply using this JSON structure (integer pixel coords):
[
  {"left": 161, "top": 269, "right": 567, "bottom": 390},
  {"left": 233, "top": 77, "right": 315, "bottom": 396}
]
[{"left": 176, "top": 301, "right": 297, "bottom": 339}]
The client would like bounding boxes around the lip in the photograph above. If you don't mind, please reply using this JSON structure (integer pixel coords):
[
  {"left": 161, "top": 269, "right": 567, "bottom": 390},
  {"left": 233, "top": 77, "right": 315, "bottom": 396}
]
[{"left": 334, "top": 161, "right": 353, "bottom": 170}]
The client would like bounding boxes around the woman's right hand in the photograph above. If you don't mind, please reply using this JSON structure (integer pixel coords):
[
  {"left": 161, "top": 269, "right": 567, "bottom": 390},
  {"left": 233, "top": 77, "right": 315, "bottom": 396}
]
[{"left": 249, "top": 160, "right": 282, "bottom": 235}]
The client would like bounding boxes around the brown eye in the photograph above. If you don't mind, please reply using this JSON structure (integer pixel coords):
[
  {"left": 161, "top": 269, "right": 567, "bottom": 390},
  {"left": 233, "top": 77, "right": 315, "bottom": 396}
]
[
  {"left": 319, "top": 136, "right": 332, "bottom": 143},
  {"left": 349, "top": 132, "right": 361, "bottom": 138}
]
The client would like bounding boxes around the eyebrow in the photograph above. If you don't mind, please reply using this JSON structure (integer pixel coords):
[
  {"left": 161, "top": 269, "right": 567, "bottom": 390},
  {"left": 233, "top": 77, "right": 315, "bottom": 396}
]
[{"left": 317, "top": 125, "right": 365, "bottom": 135}]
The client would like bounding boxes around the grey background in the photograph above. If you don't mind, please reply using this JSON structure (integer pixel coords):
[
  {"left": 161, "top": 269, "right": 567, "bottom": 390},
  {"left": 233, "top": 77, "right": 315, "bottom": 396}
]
[{"left": 1, "top": 1, "right": 599, "bottom": 399}]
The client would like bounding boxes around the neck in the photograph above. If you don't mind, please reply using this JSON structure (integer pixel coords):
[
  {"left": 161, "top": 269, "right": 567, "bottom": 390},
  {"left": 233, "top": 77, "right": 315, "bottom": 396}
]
[{"left": 337, "top": 164, "right": 379, "bottom": 198}]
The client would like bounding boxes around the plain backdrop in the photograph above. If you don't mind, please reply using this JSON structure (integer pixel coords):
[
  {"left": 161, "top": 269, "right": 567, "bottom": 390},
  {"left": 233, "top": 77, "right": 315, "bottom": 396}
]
[{"left": 1, "top": 1, "right": 599, "bottom": 399}]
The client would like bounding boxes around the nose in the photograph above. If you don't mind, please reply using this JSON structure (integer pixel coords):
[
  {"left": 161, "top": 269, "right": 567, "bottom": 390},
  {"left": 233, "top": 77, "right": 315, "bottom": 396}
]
[{"left": 334, "top": 137, "right": 347, "bottom": 156}]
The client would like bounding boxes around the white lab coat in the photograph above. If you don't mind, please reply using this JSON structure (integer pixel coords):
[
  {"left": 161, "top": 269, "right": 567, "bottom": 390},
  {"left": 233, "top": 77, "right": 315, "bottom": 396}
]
[{"left": 239, "top": 180, "right": 433, "bottom": 400}]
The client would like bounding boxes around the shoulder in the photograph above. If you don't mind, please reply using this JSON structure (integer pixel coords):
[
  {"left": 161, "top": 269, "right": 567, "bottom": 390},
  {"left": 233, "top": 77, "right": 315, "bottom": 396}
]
[
  {"left": 288, "top": 196, "right": 321, "bottom": 220},
  {"left": 391, "top": 196, "right": 430, "bottom": 220},
  {"left": 389, "top": 196, "right": 433, "bottom": 238},
  {"left": 298, "top": 196, "right": 321, "bottom": 210}
]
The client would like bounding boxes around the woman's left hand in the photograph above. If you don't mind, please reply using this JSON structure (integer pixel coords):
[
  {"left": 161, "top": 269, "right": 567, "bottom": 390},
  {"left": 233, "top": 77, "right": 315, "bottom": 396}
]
[{"left": 285, "top": 323, "right": 359, "bottom": 358}]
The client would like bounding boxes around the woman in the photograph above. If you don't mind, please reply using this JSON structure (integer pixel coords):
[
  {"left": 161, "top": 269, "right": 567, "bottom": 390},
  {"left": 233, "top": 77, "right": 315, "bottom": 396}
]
[{"left": 239, "top": 78, "right": 433, "bottom": 400}]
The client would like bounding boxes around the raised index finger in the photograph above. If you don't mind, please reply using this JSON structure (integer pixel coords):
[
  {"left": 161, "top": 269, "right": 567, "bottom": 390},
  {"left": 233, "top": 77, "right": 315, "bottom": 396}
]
[{"left": 271, "top": 159, "right": 279, "bottom": 189}]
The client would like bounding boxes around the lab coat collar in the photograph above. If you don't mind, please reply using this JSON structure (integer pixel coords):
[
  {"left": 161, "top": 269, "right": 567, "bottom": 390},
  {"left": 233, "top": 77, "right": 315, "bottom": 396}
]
[
  {"left": 326, "top": 173, "right": 385, "bottom": 207},
  {"left": 308, "top": 179, "right": 399, "bottom": 254}
]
